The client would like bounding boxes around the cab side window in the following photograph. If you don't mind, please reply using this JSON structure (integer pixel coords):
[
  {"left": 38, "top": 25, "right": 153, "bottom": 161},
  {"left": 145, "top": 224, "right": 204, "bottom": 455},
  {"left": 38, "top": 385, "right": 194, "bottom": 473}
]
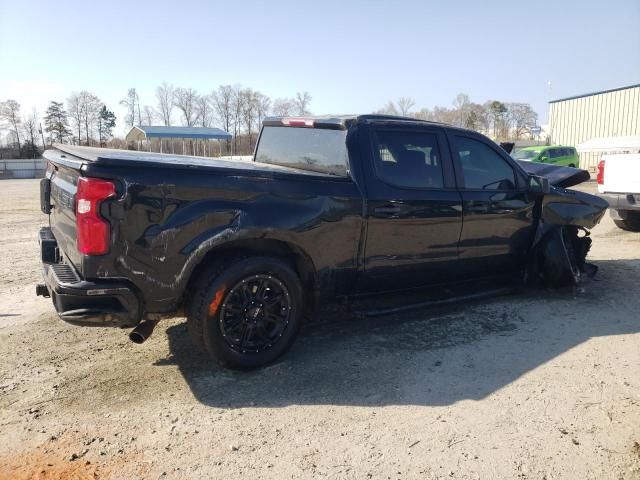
[
  {"left": 454, "top": 136, "right": 516, "bottom": 190},
  {"left": 374, "top": 130, "right": 444, "bottom": 189}
]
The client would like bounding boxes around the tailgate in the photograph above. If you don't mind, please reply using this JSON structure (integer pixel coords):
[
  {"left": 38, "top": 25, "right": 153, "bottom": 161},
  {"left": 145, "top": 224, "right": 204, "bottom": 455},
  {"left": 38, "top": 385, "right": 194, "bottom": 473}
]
[{"left": 43, "top": 150, "right": 84, "bottom": 270}]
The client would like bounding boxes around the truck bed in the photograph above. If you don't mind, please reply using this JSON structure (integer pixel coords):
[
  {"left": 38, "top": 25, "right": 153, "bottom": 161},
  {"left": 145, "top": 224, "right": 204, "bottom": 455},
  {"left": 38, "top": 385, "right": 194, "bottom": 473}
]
[{"left": 49, "top": 144, "right": 342, "bottom": 179}]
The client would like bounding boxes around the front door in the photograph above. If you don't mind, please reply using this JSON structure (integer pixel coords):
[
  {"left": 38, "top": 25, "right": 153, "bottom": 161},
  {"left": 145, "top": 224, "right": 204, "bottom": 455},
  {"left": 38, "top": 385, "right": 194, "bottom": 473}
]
[
  {"left": 450, "top": 133, "right": 537, "bottom": 276},
  {"left": 359, "top": 125, "right": 463, "bottom": 292}
]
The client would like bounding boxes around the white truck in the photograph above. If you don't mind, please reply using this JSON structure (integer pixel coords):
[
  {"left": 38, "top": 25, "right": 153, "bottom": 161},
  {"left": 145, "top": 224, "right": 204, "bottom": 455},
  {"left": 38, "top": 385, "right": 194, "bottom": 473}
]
[{"left": 597, "top": 153, "right": 640, "bottom": 231}]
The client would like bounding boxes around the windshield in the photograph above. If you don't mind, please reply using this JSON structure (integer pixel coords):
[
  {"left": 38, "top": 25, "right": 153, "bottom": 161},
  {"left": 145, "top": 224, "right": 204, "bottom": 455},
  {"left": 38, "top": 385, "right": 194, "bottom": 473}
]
[{"left": 512, "top": 149, "right": 540, "bottom": 160}]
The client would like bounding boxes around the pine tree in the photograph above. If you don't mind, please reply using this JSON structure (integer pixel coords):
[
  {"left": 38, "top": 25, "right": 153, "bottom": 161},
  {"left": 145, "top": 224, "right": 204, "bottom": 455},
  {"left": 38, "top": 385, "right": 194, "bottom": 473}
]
[
  {"left": 97, "top": 106, "right": 116, "bottom": 146},
  {"left": 44, "top": 101, "right": 71, "bottom": 144}
]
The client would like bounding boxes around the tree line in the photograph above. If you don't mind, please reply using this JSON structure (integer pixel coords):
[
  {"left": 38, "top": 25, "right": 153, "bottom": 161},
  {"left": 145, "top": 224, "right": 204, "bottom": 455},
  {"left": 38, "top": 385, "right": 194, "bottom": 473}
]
[
  {"left": 377, "top": 93, "right": 539, "bottom": 140},
  {"left": 1, "top": 87, "right": 539, "bottom": 159},
  {"left": 0, "top": 96, "right": 116, "bottom": 158},
  {"left": 0, "top": 85, "right": 313, "bottom": 157}
]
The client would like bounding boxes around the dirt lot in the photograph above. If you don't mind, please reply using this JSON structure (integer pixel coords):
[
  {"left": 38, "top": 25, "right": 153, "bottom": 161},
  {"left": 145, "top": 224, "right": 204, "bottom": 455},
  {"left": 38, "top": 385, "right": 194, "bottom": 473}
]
[{"left": 1, "top": 178, "right": 639, "bottom": 480}]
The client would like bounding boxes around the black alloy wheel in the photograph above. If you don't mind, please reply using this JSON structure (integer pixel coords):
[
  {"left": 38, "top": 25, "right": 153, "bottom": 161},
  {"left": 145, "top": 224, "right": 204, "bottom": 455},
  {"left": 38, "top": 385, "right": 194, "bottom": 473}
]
[
  {"left": 219, "top": 274, "right": 292, "bottom": 354},
  {"left": 187, "top": 256, "right": 303, "bottom": 369}
]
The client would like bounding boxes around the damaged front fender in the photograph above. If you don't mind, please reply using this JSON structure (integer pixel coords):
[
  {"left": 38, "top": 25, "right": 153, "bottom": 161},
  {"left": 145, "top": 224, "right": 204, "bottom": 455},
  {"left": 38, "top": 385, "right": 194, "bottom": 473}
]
[
  {"left": 530, "top": 187, "right": 608, "bottom": 286},
  {"left": 539, "top": 188, "right": 609, "bottom": 229}
]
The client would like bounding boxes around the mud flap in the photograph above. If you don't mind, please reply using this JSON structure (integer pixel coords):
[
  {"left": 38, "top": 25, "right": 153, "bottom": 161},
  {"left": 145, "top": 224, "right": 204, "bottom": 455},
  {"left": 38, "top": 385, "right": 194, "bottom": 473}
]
[{"left": 538, "top": 226, "right": 594, "bottom": 287}]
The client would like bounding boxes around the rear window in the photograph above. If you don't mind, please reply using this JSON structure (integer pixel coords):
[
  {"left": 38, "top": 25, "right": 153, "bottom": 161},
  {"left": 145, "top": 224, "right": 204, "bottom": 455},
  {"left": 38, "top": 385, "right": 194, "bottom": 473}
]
[{"left": 255, "top": 126, "right": 348, "bottom": 176}]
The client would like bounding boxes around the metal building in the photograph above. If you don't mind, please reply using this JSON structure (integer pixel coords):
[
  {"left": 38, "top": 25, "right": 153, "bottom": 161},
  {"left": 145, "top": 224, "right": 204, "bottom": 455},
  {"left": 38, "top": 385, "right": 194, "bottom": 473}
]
[
  {"left": 125, "top": 126, "right": 232, "bottom": 156},
  {"left": 548, "top": 83, "right": 640, "bottom": 170}
]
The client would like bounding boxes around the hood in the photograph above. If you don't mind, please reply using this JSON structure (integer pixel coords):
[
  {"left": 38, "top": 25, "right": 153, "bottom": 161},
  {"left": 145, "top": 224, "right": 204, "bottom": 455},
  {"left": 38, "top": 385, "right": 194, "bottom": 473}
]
[{"left": 516, "top": 160, "right": 591, "bottom": 188}]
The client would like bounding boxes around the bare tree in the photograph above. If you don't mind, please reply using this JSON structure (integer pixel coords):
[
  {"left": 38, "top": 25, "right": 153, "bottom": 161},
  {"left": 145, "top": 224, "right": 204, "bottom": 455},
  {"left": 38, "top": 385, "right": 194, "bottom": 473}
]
[
  {"left": 506, "top": 103, "right": 538, "bottom": 139},
  {"left": 431, "top": 106, "right": 457, "bottom": 124},
  {"left": 255, "top": 92, "right": 271, "bottom": 128},
  {"left": 452, "top": 93, "right": 471, "bottom": 127},
  {"left": 67, "top": 93, "right": 83, "bottom": 144},
  {"left": 487, "top": 100, "right": 508, "bottom": 139},
  {"left": 173, "top": 87, "right": 199, "bottom": 127},
  {"left": 0, "top": 99, "right": 22, "bottom": 152},
  {"left": 196, "top": 94, "right": 213, "bottom": 128},
  {"left": 376, "top": 100, "right": 399, "bottom": 115},
  {"left": 240, "top": 89, "right": 258, "bottom": 150},
  {"left": 22, "top": 109, "right": 40, "bottom": 157},
  {"left": 464, "top": 103, "right": 489, "bottom": 133},
  {"left": 413, "top": 107, "right": 432, "bottom": 120},
  {"left": 293, "top": 91, "right": 312, "bottom": 115},
  {"left": 231, "top": 85, "right": 244, "bottom": 153},
  {"left": 156, "top": 82, "right": 174, "bottom": 126},
  {"left": 212, "top": 85, "right": 234, "bottom": 153},
  {"left": 142, "top": 105, "right": 156, "bottom": 126},
  {"left": 272, "top": 98, "right": 294, "bottom": 116},
  {"left": 120, "top": 88, "right": 141, "bottom": 127},
  {"left": 396, "top": 97, "right": 416, "bottom": 116},
  {"left": 79, "top": 91, "right": 101, "bottom": 145}
]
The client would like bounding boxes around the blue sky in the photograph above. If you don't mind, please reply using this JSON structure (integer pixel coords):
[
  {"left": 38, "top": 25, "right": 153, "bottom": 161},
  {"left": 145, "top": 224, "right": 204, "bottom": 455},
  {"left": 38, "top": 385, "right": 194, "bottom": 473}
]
[{"left": 1, "top": 0, "right": 638, "bottom": 135}]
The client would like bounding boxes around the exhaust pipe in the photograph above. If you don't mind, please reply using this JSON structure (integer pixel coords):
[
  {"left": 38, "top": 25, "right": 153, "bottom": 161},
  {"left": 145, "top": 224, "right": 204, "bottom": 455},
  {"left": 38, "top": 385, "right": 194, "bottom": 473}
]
[{"left": 129, "top": 320, "right": 159, "bottom": 344}]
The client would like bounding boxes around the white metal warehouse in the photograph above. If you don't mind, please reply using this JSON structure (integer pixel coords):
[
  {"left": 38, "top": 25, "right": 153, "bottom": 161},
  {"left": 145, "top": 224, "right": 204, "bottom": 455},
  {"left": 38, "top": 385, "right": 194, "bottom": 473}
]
[{"left": 548, "top": 84, "right": 640, "bottom": 170}]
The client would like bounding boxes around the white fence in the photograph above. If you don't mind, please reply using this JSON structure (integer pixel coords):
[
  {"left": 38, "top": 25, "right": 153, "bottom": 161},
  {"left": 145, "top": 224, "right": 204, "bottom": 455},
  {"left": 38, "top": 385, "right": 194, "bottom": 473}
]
[{"left": 0, "top": 159, "right": 47, "bottom": 179}]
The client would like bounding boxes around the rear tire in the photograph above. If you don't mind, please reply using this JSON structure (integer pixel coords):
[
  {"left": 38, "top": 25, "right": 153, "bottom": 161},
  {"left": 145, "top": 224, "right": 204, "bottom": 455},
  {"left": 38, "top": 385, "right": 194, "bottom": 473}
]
[
  {"left": 568, "top": 163, "right": 576, "bottom": 168},
  {"left": 187, "top": 256, "right": 303, "bottom": 370},
  {"left": 614, "top": 211, "right": 640, "bottom": 232}
]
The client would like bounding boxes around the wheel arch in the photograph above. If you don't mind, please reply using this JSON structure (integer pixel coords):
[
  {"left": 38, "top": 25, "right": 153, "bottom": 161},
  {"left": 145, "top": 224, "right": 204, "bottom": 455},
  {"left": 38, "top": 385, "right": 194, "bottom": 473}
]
[{"left": 183, "top": 238, "right": 317, "bottom": 305}]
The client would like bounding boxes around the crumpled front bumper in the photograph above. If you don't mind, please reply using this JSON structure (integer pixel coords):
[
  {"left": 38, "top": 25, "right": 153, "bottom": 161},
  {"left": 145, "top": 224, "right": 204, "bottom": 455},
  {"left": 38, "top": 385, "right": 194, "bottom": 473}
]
[{"left": 36, "top": 227, "right": 140, "bottom": 327}]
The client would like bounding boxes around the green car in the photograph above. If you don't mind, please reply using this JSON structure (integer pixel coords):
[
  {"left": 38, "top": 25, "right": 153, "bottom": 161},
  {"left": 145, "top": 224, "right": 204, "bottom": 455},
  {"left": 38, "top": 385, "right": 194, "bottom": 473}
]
[{"left": 512, "top": 145, "right": 579, "bottom": 167}]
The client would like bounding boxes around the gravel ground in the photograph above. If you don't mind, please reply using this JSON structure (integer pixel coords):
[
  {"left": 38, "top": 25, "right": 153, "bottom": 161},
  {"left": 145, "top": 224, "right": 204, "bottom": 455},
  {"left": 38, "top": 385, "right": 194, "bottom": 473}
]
[{"left": 0, "top": 178, "right": 639, "bottom": 480}]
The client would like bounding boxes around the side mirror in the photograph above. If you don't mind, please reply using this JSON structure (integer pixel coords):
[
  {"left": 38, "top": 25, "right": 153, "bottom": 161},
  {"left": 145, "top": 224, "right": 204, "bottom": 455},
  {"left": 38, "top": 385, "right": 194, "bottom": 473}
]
[
  {"left": 539, "top": 154, "right": 548, "bottom": 162},
  {"left": 528, "top": 174, "right": 550, "bottom": 194}
]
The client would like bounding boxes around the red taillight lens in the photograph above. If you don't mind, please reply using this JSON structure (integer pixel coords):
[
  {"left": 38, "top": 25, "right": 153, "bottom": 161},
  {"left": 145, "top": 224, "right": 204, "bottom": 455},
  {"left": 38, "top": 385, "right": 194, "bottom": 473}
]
[
  {"left": 76, "top": 177, "right": 116, "bottom": 255},
  {"left": 597, "top": 160, "right": 605, "bottom": 185}
]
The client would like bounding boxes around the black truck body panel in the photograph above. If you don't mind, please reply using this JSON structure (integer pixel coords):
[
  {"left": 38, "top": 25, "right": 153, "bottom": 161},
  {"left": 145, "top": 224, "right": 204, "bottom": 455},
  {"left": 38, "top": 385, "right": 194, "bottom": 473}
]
[{"left": 39, "top": 116, "right": 607, "bottom": 328}]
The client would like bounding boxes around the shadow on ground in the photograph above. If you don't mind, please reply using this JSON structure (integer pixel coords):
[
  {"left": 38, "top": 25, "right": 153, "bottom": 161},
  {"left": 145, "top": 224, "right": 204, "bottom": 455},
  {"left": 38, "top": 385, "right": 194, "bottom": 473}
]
[{"left": 159, "top": 259, "right": 640, "bottom": 408}]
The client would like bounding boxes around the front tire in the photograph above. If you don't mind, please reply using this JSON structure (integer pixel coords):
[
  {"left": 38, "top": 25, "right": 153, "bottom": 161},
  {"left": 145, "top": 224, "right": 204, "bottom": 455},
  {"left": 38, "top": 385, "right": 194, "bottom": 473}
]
[{"left": 187, "top": 256, "right": 303, "bottom": 369}]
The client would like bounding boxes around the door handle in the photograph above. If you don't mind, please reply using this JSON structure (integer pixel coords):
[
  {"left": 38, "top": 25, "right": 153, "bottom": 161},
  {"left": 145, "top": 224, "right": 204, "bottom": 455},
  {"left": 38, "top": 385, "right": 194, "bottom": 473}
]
[
  {"left": 374, "top": 205, "right": 402, "bottom": 216},
  {"left": 466, "top": 203, "right": 489, "bottom": 213}
]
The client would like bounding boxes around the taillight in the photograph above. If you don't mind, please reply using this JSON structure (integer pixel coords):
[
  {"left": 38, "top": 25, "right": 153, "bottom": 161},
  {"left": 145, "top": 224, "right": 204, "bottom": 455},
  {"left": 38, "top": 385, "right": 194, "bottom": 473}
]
[
  {"left": 597, "top": 159, "right": 605, "bottom": 185},
  {"left": 76, "top": 177, "right": 116, "bottom": 255}
]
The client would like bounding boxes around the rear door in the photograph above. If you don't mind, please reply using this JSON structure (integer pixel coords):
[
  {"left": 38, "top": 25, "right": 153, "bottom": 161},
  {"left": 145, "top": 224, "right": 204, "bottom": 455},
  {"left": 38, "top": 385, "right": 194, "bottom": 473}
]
[
  {"left": 359, "top": 124, "right": 463, "bottom": 291},
  {"left": 449, "top": 133, "right": 536, "bottom": 276}
]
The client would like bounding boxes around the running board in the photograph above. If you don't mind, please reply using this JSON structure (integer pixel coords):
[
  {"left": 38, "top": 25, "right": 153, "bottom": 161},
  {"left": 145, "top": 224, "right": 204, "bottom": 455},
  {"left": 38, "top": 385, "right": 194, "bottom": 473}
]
[{"left": 350, "top": 287, "right": 516, "bottom": 318}]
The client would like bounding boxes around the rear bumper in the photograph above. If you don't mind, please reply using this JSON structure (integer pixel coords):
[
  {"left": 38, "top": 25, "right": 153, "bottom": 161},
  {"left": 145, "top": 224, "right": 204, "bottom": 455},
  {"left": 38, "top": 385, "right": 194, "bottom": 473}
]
[
  {"left": 599, "top": 193, "right": 640, "bottom": 218},
  {"left": 37, "top": 227, "right": 140, "bottom": 327}
]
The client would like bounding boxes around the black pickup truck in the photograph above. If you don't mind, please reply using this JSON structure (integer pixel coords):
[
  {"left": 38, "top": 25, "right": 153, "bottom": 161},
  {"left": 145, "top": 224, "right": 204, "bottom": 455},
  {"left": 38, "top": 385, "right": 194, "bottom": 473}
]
[{"left": 37, "top": 115, "right": 607, "bottom": 368}]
